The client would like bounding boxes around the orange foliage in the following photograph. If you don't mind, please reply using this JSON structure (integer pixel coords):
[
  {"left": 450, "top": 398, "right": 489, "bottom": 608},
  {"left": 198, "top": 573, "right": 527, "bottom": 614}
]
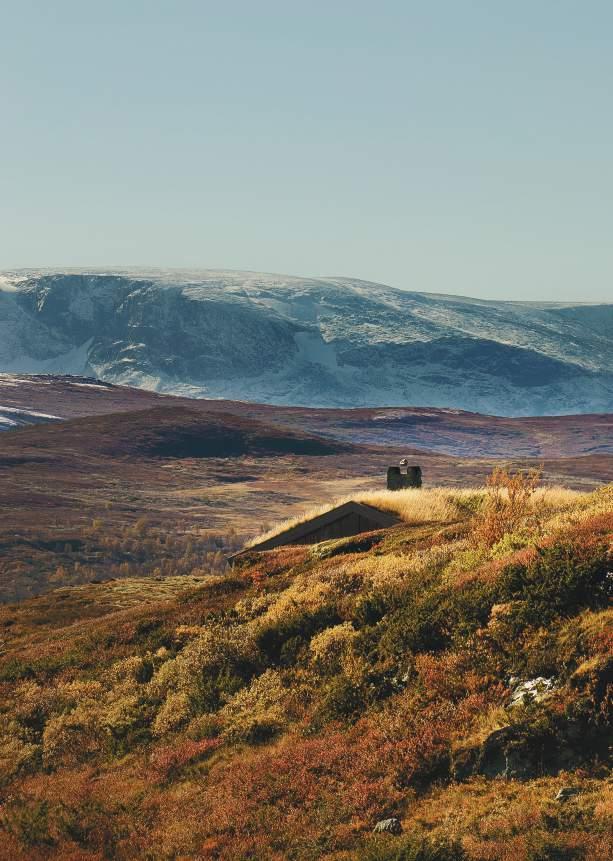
[
  {"left": 473, "top": 466, "right": 542, "bottom": 546},
  {"left": 148, "top": 737, "right": 220, "bottom": 784}
]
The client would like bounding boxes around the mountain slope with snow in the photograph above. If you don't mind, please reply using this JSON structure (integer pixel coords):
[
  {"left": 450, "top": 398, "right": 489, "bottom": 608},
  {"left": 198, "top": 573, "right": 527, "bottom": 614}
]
[{"left": 1, "top": 269, "right": 611, "bottom": 415}]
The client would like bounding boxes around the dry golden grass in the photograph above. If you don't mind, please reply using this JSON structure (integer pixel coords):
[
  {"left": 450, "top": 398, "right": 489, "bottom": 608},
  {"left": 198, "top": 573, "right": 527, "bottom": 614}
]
[
  {"left": 247, "top": 484, "right": 586, "bottom": 547},
  {"left": 410, "top": 776, "right": 612, "bottom": 857}
]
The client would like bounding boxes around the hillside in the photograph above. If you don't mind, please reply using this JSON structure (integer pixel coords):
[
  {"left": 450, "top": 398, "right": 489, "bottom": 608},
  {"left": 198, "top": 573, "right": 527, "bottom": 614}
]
[
  {"left": 0, "top": 405, "right": 348, "bottom": 461},
  {"left": 0, "top": 481, "right": 610, "bottom": 860},
  {"left": 1, "top": 271, "right": 612, "bottom": 415},
  {"left": 1, "top": 374, "right": 612, "bottom": 459}
]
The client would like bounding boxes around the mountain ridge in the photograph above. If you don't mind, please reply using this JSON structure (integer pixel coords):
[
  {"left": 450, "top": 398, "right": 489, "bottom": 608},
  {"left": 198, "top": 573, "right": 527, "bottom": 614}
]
[{"left": 1, "top": 269, "right": 611, "bottom": 415}]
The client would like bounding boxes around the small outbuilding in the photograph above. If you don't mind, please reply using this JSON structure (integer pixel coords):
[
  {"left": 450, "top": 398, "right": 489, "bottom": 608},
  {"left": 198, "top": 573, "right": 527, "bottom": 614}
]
[
  {"left": 387, "top": 461, "right": 422, "bottom": 490},
  {"left": 228, "top": 500, "right": 401, "bottom": 563}
]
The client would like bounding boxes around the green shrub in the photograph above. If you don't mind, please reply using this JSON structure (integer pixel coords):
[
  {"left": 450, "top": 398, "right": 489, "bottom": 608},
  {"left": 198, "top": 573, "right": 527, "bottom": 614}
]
[
  {"left": 133, "top": 618, "right": 174, "bottom": 651},
  {"left": 256, "top": 605, "right": 341, "bottom": 666},
  {"left": 526, "top": 835, "right": 585, "bottom": 861},
  {"left": 2, "top": 799, "right": 54, "bottom": 847},
  {"left": 314, "top": 675, "right": 367, "bottom": 724},
  {"left": 56, "top": 799, "right": 126, "bottom": 852},
  {"left": 497, "top": 543, "right": 609, "bottom": 627},
  {"left": 362, "top": 835, "right": 468, "bottom": 861},
  {"left": 0, "top": 650, "right": 86, "bottom": 682},
  {"left": 353, "top": 592, "right": 389, "bottom": 628},
  {"left": 377, "top": 591, "right": 450, "bottom": 660},
  {"left": 190, "top": 666, "right": 248, "bottom": 713}
]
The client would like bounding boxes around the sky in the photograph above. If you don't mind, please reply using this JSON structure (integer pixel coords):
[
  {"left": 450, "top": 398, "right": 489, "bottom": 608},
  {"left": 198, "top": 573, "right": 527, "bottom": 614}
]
[{"left": 1, "top": 1, "right": 612, "bottom": 301}]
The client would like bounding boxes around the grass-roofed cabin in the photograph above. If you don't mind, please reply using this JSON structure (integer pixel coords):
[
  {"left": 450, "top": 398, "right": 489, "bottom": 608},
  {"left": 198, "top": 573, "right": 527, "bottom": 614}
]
[{"left": 228, "top": 500, "right": 400, "bottom": 564}]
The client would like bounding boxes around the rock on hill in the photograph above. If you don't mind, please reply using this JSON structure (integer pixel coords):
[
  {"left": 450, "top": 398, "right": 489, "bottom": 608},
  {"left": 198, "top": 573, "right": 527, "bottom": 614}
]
[{"left": 1, "top": 269, "right": 612, "bottom": 415}]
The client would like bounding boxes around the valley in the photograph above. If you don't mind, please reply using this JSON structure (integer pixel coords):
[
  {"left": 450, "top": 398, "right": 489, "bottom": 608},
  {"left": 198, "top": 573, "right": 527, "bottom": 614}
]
[{"left": 0, "top": 375, "right": 611, "bottom": 602}]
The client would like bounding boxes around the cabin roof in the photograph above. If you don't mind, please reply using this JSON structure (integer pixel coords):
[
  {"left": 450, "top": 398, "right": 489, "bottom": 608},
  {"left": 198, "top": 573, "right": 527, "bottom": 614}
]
[{"left": 228, "top": 500, "right": 401, "bottom": 562}]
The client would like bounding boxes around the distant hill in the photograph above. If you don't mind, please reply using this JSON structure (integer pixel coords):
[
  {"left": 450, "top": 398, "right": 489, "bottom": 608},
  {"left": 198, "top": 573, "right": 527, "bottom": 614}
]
[
  {"left": 0, "top": 403, "right": 360, "bottom": 602},
  {"left": 0, "top": 404, "right": 347, "bottom": 461},
  {"left": 1, "top": 270, "right": 612, "bottom": 415},
  {"left": 1, "top": 373, "right": 612, "bottom": 459}
]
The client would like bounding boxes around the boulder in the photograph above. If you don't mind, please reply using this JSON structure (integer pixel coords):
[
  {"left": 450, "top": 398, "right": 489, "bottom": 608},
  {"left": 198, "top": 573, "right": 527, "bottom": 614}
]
[
  {"left": 373, "top": 817, "right": 402, "bottom": 835},
  {"left": 555, "top": 787, "right": 582, "bottom": 802},
  {"left": 509, "top": 676, "right": 556, "bottom": 707},
  {"left": 452, "top": 725, "right": 545, "bottom": 781}
]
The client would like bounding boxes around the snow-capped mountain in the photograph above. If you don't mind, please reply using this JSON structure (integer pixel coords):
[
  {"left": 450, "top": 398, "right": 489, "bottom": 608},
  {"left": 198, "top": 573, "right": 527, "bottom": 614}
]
[{"left": 0, "top": 269, "right": 611, "bottom": 415}]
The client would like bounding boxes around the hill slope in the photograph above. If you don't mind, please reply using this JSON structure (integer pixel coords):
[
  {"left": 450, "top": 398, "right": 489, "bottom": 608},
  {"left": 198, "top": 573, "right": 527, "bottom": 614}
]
[
  {"left": 1, "top": 270, "right": 612, "bottom": 415},
  {"left": 1, "top": 373, "right": 612, "bottom": 458},
  {"left": 0, "top": 391, "right": 610, "bottom": 602},
  {"left": 0, "top": 483, "right": 610, "bottom": 860}
]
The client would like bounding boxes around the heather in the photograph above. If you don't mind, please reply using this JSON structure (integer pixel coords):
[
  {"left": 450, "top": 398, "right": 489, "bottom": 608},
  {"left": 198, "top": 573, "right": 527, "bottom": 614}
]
[{"left": 0, "top": 478, "right": 611, "bottom": 860}]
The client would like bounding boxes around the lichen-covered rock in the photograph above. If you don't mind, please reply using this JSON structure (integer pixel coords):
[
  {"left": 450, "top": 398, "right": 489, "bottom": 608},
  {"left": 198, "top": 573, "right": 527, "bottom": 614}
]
[
  {"left": 373, "top": 817, "right": 402, "bottom": 835},
  {"left": 452, "top": 725, "right": 549, "bottom": 781},
  {"left": 509, "top": 676, "right": 557, "bottom": 707},
  {"left": 555, "top": 787, "right": 582, "bottom": 802}
]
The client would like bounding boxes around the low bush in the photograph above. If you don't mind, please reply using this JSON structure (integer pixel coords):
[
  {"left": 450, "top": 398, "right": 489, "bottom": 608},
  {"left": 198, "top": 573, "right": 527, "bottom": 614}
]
[
  {"left": 496, "top": 542, "right": 610, "bottom": 627},
  {"left": 256, "top": 604, "right": 341, "bottom": 665},
  {"left": 361, "top": 835, "right": 468, "bottom": 861}
]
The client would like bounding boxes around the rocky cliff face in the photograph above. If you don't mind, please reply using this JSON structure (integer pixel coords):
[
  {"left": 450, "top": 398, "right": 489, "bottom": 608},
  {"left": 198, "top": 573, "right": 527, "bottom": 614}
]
[{"left": 1, "top": 269, "right": 611, "bottom": 415}]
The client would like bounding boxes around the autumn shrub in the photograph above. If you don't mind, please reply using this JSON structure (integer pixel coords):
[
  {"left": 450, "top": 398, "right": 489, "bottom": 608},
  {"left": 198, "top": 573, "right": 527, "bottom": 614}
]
[
  {"left": 415, "top": 652, "right": 485, "bottom": 703},
  {"left": 152, "top": 690, "right": 192, "bottom": 736},
  {"left": 220, "top": 669, "right": 288, "bottom": 742},
  {"left": 149, "top": 737, "right": 219, "bottom": 783},
  {"left": 473, "top": 467, "right": 542, "bottom": 547},
  {"left": 105, "top": 654, "right": 154, "bottom": 685},
  {"left": 310, "top": 622, "right": 357, "bottom": 674},
  {"left": 0, "top": 730, "right": 40, "bottom": 783},
  {"left": 42, "top": 705, "right": 103, "bottom": 769},
  {"left": 153, "top": 623, "right": 258, "bottom": 716},
  {"left": 0, "top": 482, "right": 610, "bottom": 860}
]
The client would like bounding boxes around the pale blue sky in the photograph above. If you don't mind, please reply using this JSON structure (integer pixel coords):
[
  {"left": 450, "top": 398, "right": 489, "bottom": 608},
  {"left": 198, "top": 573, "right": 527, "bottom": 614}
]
[{"left": 1, "top": 1, "right": 612, "bottom": 301}]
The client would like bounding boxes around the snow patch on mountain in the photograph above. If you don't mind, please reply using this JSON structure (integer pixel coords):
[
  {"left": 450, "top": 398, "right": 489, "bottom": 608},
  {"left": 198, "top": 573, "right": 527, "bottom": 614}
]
[{"left": 0, "top": 405, "right": 61, "bottom": 428}]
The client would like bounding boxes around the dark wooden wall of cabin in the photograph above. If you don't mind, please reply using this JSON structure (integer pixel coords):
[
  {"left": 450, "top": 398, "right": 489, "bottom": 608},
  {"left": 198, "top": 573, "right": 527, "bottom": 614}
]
[{"left": 290, "top": 512, "right": 381, "bottom": 545}]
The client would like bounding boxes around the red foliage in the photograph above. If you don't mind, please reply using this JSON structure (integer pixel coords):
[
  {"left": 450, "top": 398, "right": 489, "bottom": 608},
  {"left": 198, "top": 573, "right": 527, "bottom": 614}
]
[
  {"left": 148, "top": 738, "right": 220, "bottom": 784},
  {"left": 242, "top": 546, "right": 310, "bottom": 587},
  {"left": 187, "top": 728, "right": 404, "bottom": 857}
]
